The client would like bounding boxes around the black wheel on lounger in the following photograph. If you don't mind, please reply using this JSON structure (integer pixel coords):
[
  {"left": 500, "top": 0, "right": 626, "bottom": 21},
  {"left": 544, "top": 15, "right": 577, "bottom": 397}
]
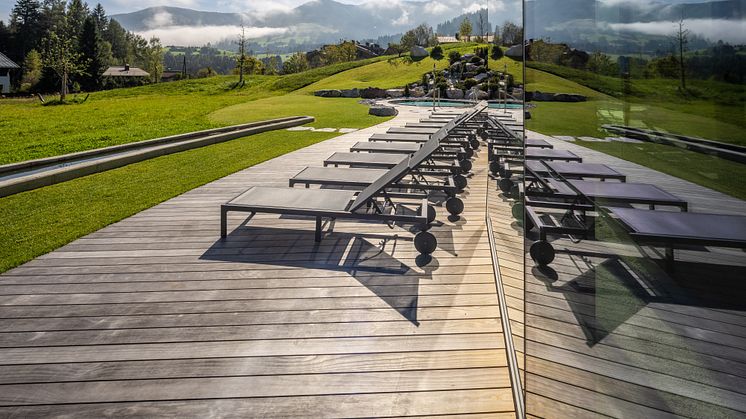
[
  {"left": 426, "top": 205, "right": 437, "bottom": 223},
  {"left": 499, "top": 178, "right": 513, "bottom": 193},
  {"left": 460, "top": 159, "right": 473, "bottom": 172},
  {"left": 504, "top": 169, "right": 513, "bottom": 178},
  {"left": 511, "top": 202, "right": 524, "bottom": 220},
  {"left": 464, "top": 148, "right": 474, "bottom": 159},
  {"left": 509, "top": 183, "right": 520, "bottom": 198},
  {"left": 414, "top": 231, "right": 438, "bottom": 254},
  {"left": 530, "top": 240, "right": 555, "bottom": 266},
  {"left": 456, "top": 152, "right": 466, "bottom": 161},
  {"left": 446, "top": 197, "right": 464, "bottom": 215},
  {"left": 454, "top": 174, "right": 468, "bottom": 191},
  {"left": 470, "top": 138, "right": 480, "bottom": 150},
  {"left": 489, "top": 160, "right": 500, "bottom": 175}
]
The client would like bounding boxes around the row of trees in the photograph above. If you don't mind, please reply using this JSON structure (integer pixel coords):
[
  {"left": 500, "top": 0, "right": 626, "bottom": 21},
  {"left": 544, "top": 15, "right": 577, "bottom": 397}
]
[
  {"left": 1, "top": 0, "right": 163, "bottom": 97},
  {"left": 387, "top": 24, "right": 439, "bottom": 57}
]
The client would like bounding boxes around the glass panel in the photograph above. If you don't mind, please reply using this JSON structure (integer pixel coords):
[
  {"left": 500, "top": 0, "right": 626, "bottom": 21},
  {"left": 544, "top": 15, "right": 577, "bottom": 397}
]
[{"left": 524, "top": 0, "right": 746, "bottom": 416}]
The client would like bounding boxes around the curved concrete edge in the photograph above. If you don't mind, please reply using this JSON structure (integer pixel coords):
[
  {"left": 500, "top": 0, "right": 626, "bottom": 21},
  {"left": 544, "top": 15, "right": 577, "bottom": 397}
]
[
  {"left": 0, "top": 116, "right": 312, "bottom": 175},
  {"left": 0, "top": 116, "right": 315, "bottom": 198}
]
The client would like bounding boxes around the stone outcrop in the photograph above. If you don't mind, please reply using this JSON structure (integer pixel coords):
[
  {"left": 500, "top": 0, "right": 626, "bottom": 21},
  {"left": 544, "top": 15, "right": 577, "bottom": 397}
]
[
  {"left": 314, "top": 89, "right": 342, "bottom": 97},
  {"left": 360, "top": 87, "right": 388, "bottom": 99},
  {"left": 410, "top": 45, "right": 428, "bottom": 58},
  {"left": 386, "top": 89, "right": 405, "bottom": 98},
  {"left": 529, "top": 91, "right": 586, "bottom": 102},
  {"left": 369, "top": 105, "right": 398, "bottom": 116},
  {"left": 411, "top": 86, "right": 426, "bottom": 97},
  {"left": 465, "top": 88, "right": 489, "bottom": 101},
  {"left": 339, "top": 88, "right": 359, "bottom": 98},
  {"left": 446, "top": 88, "right": 464, "bottom": 99}
]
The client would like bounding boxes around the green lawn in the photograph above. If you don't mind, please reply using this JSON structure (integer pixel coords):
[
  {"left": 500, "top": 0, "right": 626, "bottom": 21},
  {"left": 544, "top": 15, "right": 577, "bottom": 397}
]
[
  {"left": 524, "top": 66, "right": 746, "bottom": 200},
  {"left": 0, "top": 57, "right": 388, "bottom": 165}
]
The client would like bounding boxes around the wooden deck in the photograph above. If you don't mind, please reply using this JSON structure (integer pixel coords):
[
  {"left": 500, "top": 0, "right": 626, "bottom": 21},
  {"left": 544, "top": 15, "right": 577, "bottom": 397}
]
[
  {"left": 0, "top": 108, "right": 517, "bottom": 417},
  {"left": 517, "top": 131, "right": 746, "bottom": 418}
]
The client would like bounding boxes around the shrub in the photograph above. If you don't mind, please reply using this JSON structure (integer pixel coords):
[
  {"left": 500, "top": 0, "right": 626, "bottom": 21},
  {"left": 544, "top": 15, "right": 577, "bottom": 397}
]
[
  {"left": 491, "top": 45, "right": 504, "bottom": 60},
  {"left": 430, "top": 46, "right": 444, "bottom": 60},
  {"left": 403, "top": 84, "right": 411, "bottom": 97},
  {"left": 464, "top": 78, "right": 478, "bottom": 89},
  {"left": 470, "top": 56, "right": 482, "bottom": 64},
  {"left": 448, "top": 51, "right": 461, "bottom": 65}
]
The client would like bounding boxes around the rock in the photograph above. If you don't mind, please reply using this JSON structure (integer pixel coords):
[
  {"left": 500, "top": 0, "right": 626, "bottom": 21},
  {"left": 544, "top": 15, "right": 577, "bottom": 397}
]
[
  {"left": 314, "top": 89, "right": 342, "bottom": 97},
  {"left": 473, "top": 73, "right": 489, "bottom": 82},
  {"left": 446, "top": 88, "right": 464, "bottom": 99},
  {"left": 465, "top": 88, "right": 488, "bottom": 101},
  {"left": 386, "top": 88, "right": 405, "bottom": 98},
  {"left": 553, "top": 93, "right": 586, "bottom": 102},
  {"left": 411, "top": 87, "right": 426, "bottom": 97},
  {"left": 369, "top": 106, "right": 398, "bottom": 117},
  {"left": 410, "top": 45, "right": 428, "bottom": 58},
  {"left": 339, "top": 88, "right": 359, "bottom": 98},
  {"left": 505, "top": 45, "right": 523, "bottom": 59},
  {"left": 360, "top": 87, "right": 388, "bottom": 99},
  {"left": 450, "top": 61, "right": 461, "bottom": 71},
  {"left": 465, "top": 63, "right": 478, "bottom": 72},
  {"left": 461, "top": 53, "right": 475, "bottom": 61}
]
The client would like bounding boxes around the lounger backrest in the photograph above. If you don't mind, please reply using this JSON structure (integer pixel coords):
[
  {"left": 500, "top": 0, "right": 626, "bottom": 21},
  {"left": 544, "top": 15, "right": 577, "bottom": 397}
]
[{"left": 349, "top": 155, "right": 412, "bottom": 212}]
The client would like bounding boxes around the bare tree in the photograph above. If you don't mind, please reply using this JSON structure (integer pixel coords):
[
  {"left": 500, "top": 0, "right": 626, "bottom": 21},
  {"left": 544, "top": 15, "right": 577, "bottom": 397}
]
[
  {"left": 235, "top": 23, "right": 248, "bottom": 86},
  {"left": 673, "top": 17, "right": 690, "bottom": 90}
]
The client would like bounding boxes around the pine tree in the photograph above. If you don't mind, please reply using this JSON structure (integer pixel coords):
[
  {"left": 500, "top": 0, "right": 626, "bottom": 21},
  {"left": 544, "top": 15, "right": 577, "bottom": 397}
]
[
  {"left": 10, "top": 0, "right": 42, "bottom": 60},
  {"left": 79, "top": 16, "right": 105, "bottom": 90},
  {"left": 104, "top": 19, "right": 128, "bottom": 63},
  {"left": 40, "top": 0, "right": 67, "bottom": 37},
  {"left": 91, "top": 3, "right": 108, "bottom": 31},
  {"left": 66, "top": 0, "right": 89, "bottom": 40},
  {"left": 21, "top": 49, "right": 43, "bottom": 89}
]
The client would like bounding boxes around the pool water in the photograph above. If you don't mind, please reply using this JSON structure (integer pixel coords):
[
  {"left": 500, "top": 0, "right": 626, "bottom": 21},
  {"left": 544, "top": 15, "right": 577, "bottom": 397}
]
[{"left": 396, "top": 100, "right": 523, "bottom": 109}]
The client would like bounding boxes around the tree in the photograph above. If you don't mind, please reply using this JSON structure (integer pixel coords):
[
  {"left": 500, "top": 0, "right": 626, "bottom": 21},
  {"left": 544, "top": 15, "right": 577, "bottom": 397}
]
[
  {"left": 144, "top": 37, "right": 164, "bottom": 83},
  {"left": 104, "top": 19, "right": 127, "bottom": 63},
  {"left": 78, "top": 16, "right": 108, "bottom": 90},
  {"left": 282, "top": 51, "right": 309, "bottom": 74},
  {"left": 400, "top": 31, "right": 416, "bottom": 50},
  {"left": 66, "top": 0, "right": 89, "bottom": 40},
  {"left": 448, "top": 50, "right": 461, "bottom": 65},
  {"left": 387, "top": 42, "right": 406, "bottom": 57},
  {"left": 459, "top": 18, "right": 472, "bottom": 42},
  {"left": 10, "top": 0, "right": 42, "bottom": 60},
  {"left": 245, "top": 56, "right": 263, "bottom": 75},
  {"left": 234, "top": 24, "right": 248, "bottom": 85},
  {"left": 42, "top": 28, "right": 86, "bottom": 100},
  {"left": 673, "top": 17, "right": 690, "bottom": 90},
  {"left": 430, "top": 45, "right": 443, "bottom": 60},
  {"left": 501, "top": 21, "right": 522, "bottom": 46},
  {"left": 21, "top": 49, "right": 42, "bottom": 89},
  {"left": 490, "top": 45, "right": 503, "bottom": 60},
  {"left": 401, "top": 24, "right": 437, "bottom": 49},
  {"left": 91, "top": 3, "right": 108, "bottom": 31}
]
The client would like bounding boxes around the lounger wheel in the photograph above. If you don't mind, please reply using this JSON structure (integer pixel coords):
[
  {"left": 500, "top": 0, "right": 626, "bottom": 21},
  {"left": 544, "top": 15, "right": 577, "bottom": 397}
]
[
  {"left": 504, "top": 169, "right": 512, "bottom": 178},
  {"left": 453, "top": 174, "right": 468, "bottom": 191},
  {"left": 469, "top": 138, "right": 480, "bottom": 150},
  {"left": 499, "top": 178, "right": 513, "bottom": 193},
  {"left": 456, "top": 152, "right": 466, "bottom": 161},
  {"left": 511, "top": 202, "right": 524, "bottom": 221},
  {"left": 414, "top": 231, "right": 438, "bottom": 255},
  {"left": 426, "top": 205, "right": 437, "bottom": 223},
  {"left": 446, "top": 197, "right": 464, "bottom": 216},
  {"left": 460, "top": 159, "right": 473, "bottom": 172},
  {"left": 464, "top": 148, "right": 474, "bottom": 159},
  {"left": 530, "top": 240, "right": 555, "bottom": 266},
  {"left": 489, "top": 161, "right": 500, "bottom": 175}
]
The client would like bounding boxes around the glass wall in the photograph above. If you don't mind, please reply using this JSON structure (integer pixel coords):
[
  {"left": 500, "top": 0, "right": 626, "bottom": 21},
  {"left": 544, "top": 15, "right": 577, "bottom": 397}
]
[{"left": 521, "top": 0, "right": 746, "bottom": 416}]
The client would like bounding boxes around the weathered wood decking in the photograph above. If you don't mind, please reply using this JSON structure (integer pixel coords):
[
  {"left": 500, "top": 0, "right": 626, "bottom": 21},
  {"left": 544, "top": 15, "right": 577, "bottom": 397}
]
[
  {"left": 0, "top": 108, "right": 517, "bottom": 417},
  {"left": 518, "top": 132, "right": 746, "bottom": 418}
]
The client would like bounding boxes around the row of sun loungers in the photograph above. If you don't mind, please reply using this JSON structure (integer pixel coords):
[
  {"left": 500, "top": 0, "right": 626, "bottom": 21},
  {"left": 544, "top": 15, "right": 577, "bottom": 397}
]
[
  {"left": 485, "top": 116, "right": 746, "bottom": 271},
  {"left": 221, "top": 103, "right": 488, "bottom": 257}
]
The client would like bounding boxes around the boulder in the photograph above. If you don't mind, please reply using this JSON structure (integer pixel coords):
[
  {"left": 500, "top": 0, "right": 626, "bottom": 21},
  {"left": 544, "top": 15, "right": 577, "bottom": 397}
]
[
  {"left": 553, "top": 93, "right": 586, "bottom": 102},
  {"left": 410, "top": 45, "right": 428, "bottom": 58},
  {"left": 446, "top": 88, "right": 464, "bottom": 99},
  {"left": 450, "top": 61, "right": 461, "bottom": 71},
  {"left": 505, "top": 45, "right": 523, "bottom": 59},
  {"left": 473, "top": 73, "right": 489, "bottom": 82},
  {"left": 339, "top": 88, "right": 359, "bottom": 98},
  {"left": 386, "top": 88, "right": 405, "bottom": 98},
  {"left": 360, "top": 87, "right": 388, "bottom": 99},
  {"left": 411, "top": 86, "right": 426, "bottom": 97},
  {"left": 369, "top": 105, "right": 398, "bottom": 117},
  {"left": 465, "top": 88, "right": 489, "bottom": 101},
  {"left": 465, "top": 63, "right": 478, "bottom": 72},
  {"left": 314, "top": 89, "right": 342, "bottom": 97},
  {"left": 461, "top": 53, "right": 475, "bottom": 61}
]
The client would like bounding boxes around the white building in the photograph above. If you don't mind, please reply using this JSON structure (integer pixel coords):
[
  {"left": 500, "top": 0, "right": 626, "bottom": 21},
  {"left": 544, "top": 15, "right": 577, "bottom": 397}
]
[{"left": 0, "top": 52, "right": 20, "bottom": 94}]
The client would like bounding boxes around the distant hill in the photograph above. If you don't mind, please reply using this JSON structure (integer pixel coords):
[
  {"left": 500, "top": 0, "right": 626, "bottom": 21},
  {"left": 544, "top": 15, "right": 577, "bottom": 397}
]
[{"left": 110, "top": 0, "right": 521, "bottom": 47}]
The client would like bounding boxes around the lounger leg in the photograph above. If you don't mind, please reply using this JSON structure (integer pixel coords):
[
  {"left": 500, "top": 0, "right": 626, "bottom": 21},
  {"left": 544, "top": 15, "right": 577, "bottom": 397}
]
[
  {"left": 220, "top": 207, "right": 228, "bottom": 238},
  {"left": 315, "top": 217, "right": 322, "bottom": 242},
  {"left": 665, "top": 246, "right": 675, "bottom": 272}
]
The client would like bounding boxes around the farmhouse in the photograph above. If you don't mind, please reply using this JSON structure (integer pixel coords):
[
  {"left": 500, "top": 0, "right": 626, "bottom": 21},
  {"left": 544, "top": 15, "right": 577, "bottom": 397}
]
[
  {"left": 103, "top": 64, "right": 150, "bottom": 78},
  {"left": 0, "top": 51, "right": 19, "bottom": 94}
]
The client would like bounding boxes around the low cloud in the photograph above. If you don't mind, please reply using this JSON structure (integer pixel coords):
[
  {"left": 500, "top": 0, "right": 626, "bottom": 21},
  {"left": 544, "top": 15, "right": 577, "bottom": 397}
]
[
  {"left": 135, "top": 25, "right": 288, "bottom": 45},
  {"left": 144, "top": 11, "right": 174, "bottom": 28},
  {"left": 608, "top": 19, "right": 746, "bottom": 44}
]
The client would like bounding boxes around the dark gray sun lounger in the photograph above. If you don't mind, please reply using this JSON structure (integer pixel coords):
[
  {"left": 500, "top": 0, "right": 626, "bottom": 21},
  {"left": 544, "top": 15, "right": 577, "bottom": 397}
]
[
  {"left": 324, "top": 152, "right": 461, "bottom": 174},
  {"left": 221, "top": 157, "right": 440, "bottom": 255},
  {"left": 526, "top": 161, "right": 624, "bottom": 181}
]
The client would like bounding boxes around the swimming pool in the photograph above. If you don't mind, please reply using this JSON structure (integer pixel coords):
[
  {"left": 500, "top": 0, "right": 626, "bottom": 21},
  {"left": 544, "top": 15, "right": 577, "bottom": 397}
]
[{"left": 394, "top": 99, "right": 523, "bottom": 109}]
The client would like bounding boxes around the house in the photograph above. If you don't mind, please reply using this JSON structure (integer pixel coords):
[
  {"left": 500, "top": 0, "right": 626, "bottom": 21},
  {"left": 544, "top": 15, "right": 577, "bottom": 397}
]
[
  {"left": 0, "top": 52, "right": 20, "bottom": 94},
  {"left": 160, "top": 71, "right": 182, "bottom": 83},
  {"left": 103, "top": 64, "right": 150, "bottom": 79}
]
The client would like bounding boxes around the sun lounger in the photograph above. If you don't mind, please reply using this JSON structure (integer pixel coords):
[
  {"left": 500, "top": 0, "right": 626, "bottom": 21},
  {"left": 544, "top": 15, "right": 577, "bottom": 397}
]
[
  {"left": 324, "top": 152, "right": 463, "bottom": 175},
  {"left": 221, "top": 157, "right": 439, "bottom": 255}
]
